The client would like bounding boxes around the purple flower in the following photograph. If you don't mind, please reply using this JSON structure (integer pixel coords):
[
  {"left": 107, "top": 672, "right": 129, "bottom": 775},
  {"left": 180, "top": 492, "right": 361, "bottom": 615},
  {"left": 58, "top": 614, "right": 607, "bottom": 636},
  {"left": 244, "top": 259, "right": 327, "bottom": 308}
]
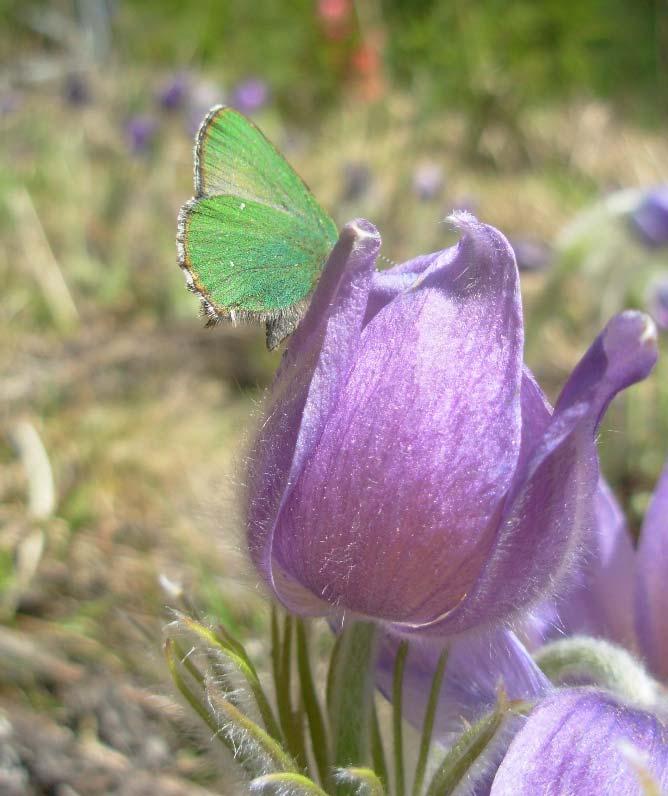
[
  {"left": 535, "top": 479, "right": 638, "bottom": 651},
  {"left": 377, "top": 628, "right": 550, "bottom": 738},
  {"left": 230, "top": 78, "right": 269, "bottom": 114},
  {"left": 158, "top": 72, "right": 189, "bottom": 111},
  {"left": 635, "top": 462, "right": 668, "bottom": 681},
  {"left": 647, "top": 278, "right": 668, "bottom": 331},
  {"left": 490, "top": 689, "right": 668, "bottom": 795},
  {"left": 125, "top": 115, "right": 158, "bottom": 154},
  {"left": 630, "top": 185, "right": 668, "bottom": 248},
  {"left": 533, "top": 459, "right": 668, "bottom": 684},
  {"left": 245, "top": 214, "right": 657, "bottom": 635},
  {"left": 510, "top": 238, "right": 553, "bottom": 272}
]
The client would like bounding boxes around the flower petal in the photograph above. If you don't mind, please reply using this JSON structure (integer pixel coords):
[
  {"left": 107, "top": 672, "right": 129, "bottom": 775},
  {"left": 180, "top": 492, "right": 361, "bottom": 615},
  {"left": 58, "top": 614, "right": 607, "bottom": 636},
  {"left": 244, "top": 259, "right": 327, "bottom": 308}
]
[
  {"left": 404, "top": 311, "right": 657, "bottom": 636},
  {"left": 364, "top": 250, "right": 442, "bottom": 324},
  {"left": 517, "top": 365, "right": 552, "bottom": 471},
  {"left": 490, "top": 689, "right": 668, "bottom": 795},
  {"left": 273, "top": 214, "right": 524, "bottom": 621},
  {"left": 376, "top": 628, "right": 550, "bottom": 738},
  {"left": 636, "top": 460, "right": 668, "bottom": 680},
  {"left": 246, "top": 220, "right": 381, "bottom": 610},
  {"left": 554, "top": 480, "right": 637, "bottom": 648}
]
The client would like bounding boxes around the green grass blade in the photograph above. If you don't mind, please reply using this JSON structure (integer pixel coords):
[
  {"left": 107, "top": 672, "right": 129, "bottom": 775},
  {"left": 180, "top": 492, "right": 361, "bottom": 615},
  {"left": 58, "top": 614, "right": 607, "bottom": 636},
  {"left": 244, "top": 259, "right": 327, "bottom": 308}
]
[
  {"left": 296, "top": 619, "right": 331, "bottom": 787},
  {"left": 165, "top": 639, "right": 218, "bottom": 734},
  {"left": 271, "top": 609, "right": 308, "bottom": 770},
  {"left": 392, "top": 641, "right": 409, "bottom": 796},
  {"left": 336, "top": 767, "right": 386, "bottom": 796},
  {"left": 412, "top": 647, "right": 448, "bottom": 796},
  {"left": 424, "top": 705, "right": 506, "bottom": 796},
  {"left": 371, "top": 705, "right": 389, "bottom": 792},
  {"left": 251, "top": 772, "right": 329, "bottom": 795},
  {"left": 326, "top": 631, "right": 343, "bottom": 714}
]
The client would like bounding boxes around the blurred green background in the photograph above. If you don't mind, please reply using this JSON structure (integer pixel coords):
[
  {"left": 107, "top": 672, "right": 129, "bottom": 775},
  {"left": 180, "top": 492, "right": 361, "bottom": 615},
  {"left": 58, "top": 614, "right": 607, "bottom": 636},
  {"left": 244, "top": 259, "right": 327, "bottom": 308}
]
[{"left": 1, "top": 1, "right": 667, "bottom": 793}]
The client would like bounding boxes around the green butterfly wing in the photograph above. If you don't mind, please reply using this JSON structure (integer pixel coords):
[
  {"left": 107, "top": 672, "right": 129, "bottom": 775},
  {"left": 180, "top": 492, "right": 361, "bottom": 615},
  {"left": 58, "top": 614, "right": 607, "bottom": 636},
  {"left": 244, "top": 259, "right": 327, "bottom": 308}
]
[{"left": 177, "top": 106, "right": 338, "bottom": 348}]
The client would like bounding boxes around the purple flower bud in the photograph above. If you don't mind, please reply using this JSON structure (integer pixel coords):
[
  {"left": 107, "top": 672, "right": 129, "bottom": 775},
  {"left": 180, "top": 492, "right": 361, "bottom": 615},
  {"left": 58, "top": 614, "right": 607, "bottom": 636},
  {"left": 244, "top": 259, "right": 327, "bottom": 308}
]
[
  {"left": 630, "top": 185, "right": 668, "bottom": 248},
  {"left": 158, "top": 72, "right": 189, "bottom": 111},
  {"left": 63, "top": 73, "right": 91, "bottom": 106},
  {"left": 125, "top": 115, "right": 158, "bottom": 154},
  {"left": 490, "top": 689, "right": 668, "bottom": 795},
  {"left": 412, "top": 161, "right": 444, "bottom": 200},
  {"left": 230, "top": 78, "right": 269, "bottom": 114},
  {"left": 646, "top": 278, "right": 668, "bottom": 331},
  {"left": 510, "top": 238, "right": 553, "bottom": 272},
  {"left": 245, "top": 214, "right": 657, "bottom": 636}
]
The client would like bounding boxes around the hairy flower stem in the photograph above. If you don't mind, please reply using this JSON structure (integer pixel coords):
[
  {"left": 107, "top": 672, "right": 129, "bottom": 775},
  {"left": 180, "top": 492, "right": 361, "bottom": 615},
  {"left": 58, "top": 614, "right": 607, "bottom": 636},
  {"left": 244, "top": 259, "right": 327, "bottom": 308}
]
[
  {"left": 329, "top": 620, "right": 380, "bottom": 794},
  {"left": 535, "top": 636, "right": 663, "bottom": 709}
]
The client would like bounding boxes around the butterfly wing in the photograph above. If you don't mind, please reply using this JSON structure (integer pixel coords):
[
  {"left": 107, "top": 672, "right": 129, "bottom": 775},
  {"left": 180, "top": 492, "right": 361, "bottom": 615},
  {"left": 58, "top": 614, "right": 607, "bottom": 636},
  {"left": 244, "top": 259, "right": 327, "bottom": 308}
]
[{"left": 177, "top": 106, "right": 338, "bottom": 347}]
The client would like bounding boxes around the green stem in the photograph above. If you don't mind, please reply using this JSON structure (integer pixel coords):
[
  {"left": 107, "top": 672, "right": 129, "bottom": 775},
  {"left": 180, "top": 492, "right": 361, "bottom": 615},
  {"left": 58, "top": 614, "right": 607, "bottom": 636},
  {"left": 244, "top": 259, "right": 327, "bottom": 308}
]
[
  {"left": 329, "top": 620, "right": 379, "bottom": 787},
  {"left": 371, "top": 705, "right": 389, "bottom": 792},
  {"left": 296, "top": 619, "right": 331, "bottom": 788},
  {"left": 251, "top": 772, "right": 329, "bottom": 795},
  {"left": 272, "top": 609, "right": 308, "bottom": 769},
  {"left": 535, "top": 636, "right": 662, "bottom": 709},
  {"left": 336, "top": 767, "right": 386, "bottom": 796},
  {"left": 392, "top": 641, "right": 409, "bottom": 796},
  {"left": 412, "top": 647, "right": 448, "bottom": 796},
  {"left": 424, "top": 708, "right": 504, "bottom": 796},
  {"left": 178, "top": 612, "right": 283, "bottom": 742},
  {"left": 166, "top": 639, "right": 298, "bottom": 777}
]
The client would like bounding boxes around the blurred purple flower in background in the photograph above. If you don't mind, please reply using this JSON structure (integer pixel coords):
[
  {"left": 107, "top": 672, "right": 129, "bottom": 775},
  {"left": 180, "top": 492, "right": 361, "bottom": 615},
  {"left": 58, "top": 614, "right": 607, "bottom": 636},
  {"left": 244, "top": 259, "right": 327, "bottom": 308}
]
[
  {"left": 0, "top": 92, "right": 21, "bottom": 116},
  {"left": 63, "top": 73, "right": 91, "bottom": 106},
  {"left": 412, "top": 160, "right": 444, "bottom": 200},
  {"left": 231, "top": 77, "right": 269, "bottom": 114},
  {"left": 245, "top": 213, "right": 657, "bottom": 637},
  {"left": 630, "top": 185, "right": 668, "bottom": 248},
  {"left": 341, "top": 161, "right": 373, "bottom": 201},
  {"left": 158, "top": 72, "right": 189, "bottom": 111},
  {"left": 187, "top": 80, "right": 224, "bottom": 136},
  {"left": 125, "top": 115, "right": 158, "bottom": 154},
  {"left": 647, "top": 278, "right": 668, "bottom": 331},
  {"left": 490, "top": 689, "right": 668, "bottom": 795},
  {"left": 510, "top": 238, "right": 553, "bottom": 272}
]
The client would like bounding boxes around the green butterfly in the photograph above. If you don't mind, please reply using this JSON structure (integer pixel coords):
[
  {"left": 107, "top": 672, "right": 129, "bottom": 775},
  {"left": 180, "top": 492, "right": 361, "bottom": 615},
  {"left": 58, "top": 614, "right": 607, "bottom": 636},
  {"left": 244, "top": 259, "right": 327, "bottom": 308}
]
[{"left": 177, "top": 105, "right": 339, "bottom": 350}]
